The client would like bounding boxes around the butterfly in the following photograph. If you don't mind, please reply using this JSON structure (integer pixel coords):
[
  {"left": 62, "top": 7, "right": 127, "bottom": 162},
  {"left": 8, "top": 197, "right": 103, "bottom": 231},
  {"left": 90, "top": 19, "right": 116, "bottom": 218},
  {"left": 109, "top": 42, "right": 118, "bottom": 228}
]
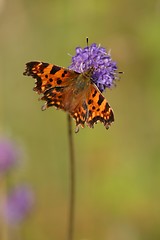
[{"left": 23, "top": 61, "right": 114, "bottom": 132}]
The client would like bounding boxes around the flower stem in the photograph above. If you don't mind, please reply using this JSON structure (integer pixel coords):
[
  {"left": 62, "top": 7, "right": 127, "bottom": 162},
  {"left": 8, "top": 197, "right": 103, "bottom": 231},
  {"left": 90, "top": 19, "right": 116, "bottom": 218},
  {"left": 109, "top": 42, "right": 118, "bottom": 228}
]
[
  {"left": 67, "top": 114, "right": 75, "bottom": 240},
  {"left": 0, "top": 176, "right": 9, "bottom": 240}
]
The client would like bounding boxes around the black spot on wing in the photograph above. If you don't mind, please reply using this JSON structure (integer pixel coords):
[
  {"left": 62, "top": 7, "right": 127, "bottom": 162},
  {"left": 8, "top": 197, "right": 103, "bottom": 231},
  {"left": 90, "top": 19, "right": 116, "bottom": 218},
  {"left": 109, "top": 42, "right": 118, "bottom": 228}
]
[
  {"left": 57, "top": 78, "right": 62, "bottom": 85},
  {"left": 55, "top": 87, "right": 64, "bottom": 92},
  {"left": 88, "top": 99, "right": 93, "bottom": 105},
  {"left": 97, "top": 94, "right": 104, "bottom": 106},
  {"left": 45, "top": 83, "right": 52, "bottom": 89},
  {"left": 88, "top": 110, "right": 92, "bottom": 116},
  {"left": 39, "top": 63, "right": 49, "bottom": 73},
  {"left": 92, "top": 90, "right": 97, "bottom": 98},
  {"left": 50, "top": 65, "right": 61, "bottom": 74},
  {"left": 109, "top": 109, "right": 114, "bottom": 122},
  {"left": 61, "top": 70, "right": 68, "bottom": 78},
  {"left": 102, "top": 102, "right": 110, "bottom": 114}
]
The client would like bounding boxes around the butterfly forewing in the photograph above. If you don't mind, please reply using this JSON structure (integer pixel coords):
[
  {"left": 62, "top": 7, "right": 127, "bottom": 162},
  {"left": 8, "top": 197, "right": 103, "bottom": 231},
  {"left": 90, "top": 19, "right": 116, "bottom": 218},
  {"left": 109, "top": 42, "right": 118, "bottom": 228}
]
[
  {"left": 23, "top": 61, "right": 79, "bottom": 94},
  {"left": 86, "top": 84, "right": 114, "bottom": 129}
]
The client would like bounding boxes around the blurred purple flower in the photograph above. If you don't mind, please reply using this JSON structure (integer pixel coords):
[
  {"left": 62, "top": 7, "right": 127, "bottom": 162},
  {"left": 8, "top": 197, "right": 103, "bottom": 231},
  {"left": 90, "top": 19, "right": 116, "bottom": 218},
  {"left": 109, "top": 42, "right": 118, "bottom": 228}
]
[
  {"left": 0, "top": 137, "right": 19, "bottom": 174},
  {"left": 68, "top": 43, "right": 118, "bottom": 92},
  {"left": 2, "top": 185, "right": 34, "bottom": 224}
]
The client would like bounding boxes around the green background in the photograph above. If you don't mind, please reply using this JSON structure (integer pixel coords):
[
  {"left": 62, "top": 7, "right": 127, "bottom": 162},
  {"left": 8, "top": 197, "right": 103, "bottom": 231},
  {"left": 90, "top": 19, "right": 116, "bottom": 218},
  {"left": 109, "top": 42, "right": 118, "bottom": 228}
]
[{"left": 0, "top": 0, "right": 160, "bottom": 239}]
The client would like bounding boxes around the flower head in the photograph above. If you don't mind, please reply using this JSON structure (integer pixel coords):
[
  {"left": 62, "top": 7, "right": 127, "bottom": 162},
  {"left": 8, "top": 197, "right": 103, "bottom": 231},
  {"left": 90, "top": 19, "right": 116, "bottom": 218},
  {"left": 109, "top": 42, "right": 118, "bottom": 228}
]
[
  {"left": 69, "top": 43, "right": 118, "bottom": 92},
  {"left": 1, "top": 185, "right": 34, "bottom": 224},
  {"left": 0, "top": 137, "right": 19, "bottom": 174}
]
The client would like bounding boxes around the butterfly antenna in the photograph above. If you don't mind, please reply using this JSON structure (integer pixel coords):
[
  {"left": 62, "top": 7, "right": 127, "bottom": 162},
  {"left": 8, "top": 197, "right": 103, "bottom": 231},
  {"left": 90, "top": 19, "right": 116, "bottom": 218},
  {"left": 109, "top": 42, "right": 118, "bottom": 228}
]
[
  {"left": 86, "top": 37, "right": 91, "bottom": 70},
  {"left": 86, "top": 37, "right": 89, "bottom": 46}
]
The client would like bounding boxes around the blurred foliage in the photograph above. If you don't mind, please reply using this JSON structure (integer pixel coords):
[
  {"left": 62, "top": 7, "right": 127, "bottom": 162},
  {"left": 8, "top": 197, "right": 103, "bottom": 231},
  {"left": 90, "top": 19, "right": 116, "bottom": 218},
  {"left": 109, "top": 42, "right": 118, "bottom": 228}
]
[{"left": 0, "top": 0, "right": 160, "bottom": 239}]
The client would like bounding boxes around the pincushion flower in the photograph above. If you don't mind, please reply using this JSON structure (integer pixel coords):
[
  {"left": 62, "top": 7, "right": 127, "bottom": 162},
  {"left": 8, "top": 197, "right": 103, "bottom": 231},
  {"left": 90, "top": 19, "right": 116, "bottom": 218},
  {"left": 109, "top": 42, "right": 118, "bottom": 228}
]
[
  {"left": 1, "top": 185, "right": 34, "bottom": 224},
  {"left": 69, "top": 43, "right": 118, "bottom": 92},
  {"left": 0, "top": 137, "right": 19, "bottom": 174}
]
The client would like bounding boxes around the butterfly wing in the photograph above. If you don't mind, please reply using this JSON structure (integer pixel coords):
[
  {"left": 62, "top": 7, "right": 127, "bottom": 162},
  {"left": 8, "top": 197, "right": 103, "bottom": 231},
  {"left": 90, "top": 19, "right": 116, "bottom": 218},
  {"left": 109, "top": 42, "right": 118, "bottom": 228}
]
[
  {"left": 69, "top": 101, "right": 88, "bottom": 129},
  {"left": 86, "top": 84, "right": 114, "bottom": 129},
  {"left": 23, "top": 62, "right": 85, "bottom": 122},
  {"left": 23, "top": 62, "right": 114, "bottom": 131},
  {"left": 23, "top": 61, "right": 79, "bottom": 94},
  {"left": 64, "top": 83, "right": 114, "bottom": 130}
]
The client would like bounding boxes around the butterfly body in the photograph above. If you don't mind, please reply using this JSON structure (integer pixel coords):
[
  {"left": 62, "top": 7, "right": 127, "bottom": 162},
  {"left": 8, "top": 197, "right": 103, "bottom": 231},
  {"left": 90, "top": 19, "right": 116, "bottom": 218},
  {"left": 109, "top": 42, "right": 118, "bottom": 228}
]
[
  {"left": 23, "top": 61, "right": 114, "bottom": 131},
  {"left": 73, "top": 74, "right": 89, "bottom": 94}
]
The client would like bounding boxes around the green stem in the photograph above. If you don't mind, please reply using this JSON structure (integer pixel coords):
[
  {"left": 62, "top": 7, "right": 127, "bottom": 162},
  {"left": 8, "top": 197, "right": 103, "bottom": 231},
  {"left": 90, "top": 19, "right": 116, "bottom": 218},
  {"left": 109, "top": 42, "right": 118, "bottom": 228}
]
[{"left": 67, "top": 115, "right": 75, "bottom": 240}]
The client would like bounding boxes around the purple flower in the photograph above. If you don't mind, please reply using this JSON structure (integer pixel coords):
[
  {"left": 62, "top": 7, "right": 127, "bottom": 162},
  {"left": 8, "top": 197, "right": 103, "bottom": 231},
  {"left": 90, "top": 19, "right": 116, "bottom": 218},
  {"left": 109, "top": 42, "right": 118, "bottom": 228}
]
[
  {"left": 0, "top": 137, "right": 19, "bottom": 174},
  {"left": 68, "top": 43, "right": 118, "bottom": 92},
  {"left": 2, "top": 186, "right": 34, "bottom": 224}
]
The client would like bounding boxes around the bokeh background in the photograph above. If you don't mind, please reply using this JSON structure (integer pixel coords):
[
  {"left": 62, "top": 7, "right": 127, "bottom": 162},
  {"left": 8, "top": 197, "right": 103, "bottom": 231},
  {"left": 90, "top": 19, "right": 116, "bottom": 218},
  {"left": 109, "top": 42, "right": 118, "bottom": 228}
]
[{"left": 0, "top": 0, "right": 160, "bottom": 239}]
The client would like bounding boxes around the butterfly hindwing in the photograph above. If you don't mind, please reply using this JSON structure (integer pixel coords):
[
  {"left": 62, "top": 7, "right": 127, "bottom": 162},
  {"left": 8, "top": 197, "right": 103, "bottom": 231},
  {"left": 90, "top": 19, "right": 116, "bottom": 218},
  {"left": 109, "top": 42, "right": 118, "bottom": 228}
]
[
  {"left": 70, "top": 101, "right": 88, "bottom": 128},
  {"left": 40, "top": 87, "right": 66, "bottom": 111},
  {"left": 41, "top": 84, "right": 88, "bottom": 127}
]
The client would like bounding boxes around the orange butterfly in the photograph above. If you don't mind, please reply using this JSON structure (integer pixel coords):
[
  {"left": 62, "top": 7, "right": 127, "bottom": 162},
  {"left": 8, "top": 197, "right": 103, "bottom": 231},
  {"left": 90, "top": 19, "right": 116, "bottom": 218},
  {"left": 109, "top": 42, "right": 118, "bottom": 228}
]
[{"left": 23, "top": 61, "right": 114, "bottom": 132}]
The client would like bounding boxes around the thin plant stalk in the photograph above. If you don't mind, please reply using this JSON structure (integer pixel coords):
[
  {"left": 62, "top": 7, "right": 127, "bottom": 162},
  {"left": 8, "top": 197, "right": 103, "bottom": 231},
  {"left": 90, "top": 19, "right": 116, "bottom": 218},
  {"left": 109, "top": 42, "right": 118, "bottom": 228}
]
[
  {"left": 67, "top": 114, "right": 75, "bottom": 240},
  {"left": 0, "top": 176, "right": 9, "bottom": 240}
]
